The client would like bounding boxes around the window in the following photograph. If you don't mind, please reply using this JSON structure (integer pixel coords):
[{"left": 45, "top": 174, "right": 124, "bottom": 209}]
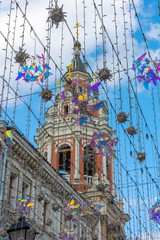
[
  {"left": 22, "top": 181, "right": 30, "bottom": 199},
  {"left": 84, "top": 145, "right": 95, "bottom": 176},
  {"left": 43, "top": 201, "right": 47, "bottom": 227},
  {"left": 64, "top": 105, "right": 69, "bottom": 115},
  {"left": 58, "top": 145, "right": 71, "bottom": 174},
  {"left": 8, "top": 173, "right": 17, "bottom": 207},
  {"left": 79, "top": 86, "right": 83, "bottom": 94},
  {"left": 53, "top": 208, "right": 61, "bottom": 234}
]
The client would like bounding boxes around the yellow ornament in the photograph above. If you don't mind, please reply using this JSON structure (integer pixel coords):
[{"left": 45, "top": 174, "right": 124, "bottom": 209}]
[
  {"left": 83, "top": 94, "right": 86, "bottom": 100},
  {"left": 69, "top": 199, "right": 74, "bottom": 206},
  {"left": 6, "top": 130, "right": 11, "bottom": 138},
  {"left": 27, "top": 203, "right": 34, "bottom": 207},
  {"left": 78, "top": 95, "right": 84, "bottom": 101}
]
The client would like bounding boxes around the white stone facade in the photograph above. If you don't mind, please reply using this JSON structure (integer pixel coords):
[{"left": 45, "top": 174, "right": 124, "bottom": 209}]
[{"left": 0, "top": 127, "right": 97, "bottom": 240}]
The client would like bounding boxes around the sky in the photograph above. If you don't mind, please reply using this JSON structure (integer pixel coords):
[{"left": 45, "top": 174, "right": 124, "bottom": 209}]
[{"left": 1, "top": 0, "right": 160, "bottom": 239}]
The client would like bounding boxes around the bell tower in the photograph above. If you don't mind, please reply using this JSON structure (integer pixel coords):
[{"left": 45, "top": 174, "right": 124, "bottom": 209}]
[
  {"left": 35, "top": 41, "right": 116, "bottom": 196},
  {"left": 35, "top": 41, "right": 130, "bottom": 240}
]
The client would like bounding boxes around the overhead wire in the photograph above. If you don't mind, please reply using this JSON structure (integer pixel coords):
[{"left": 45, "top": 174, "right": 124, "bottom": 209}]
[
  {"left": 0, "top": 1, "right": 159, "bottom": 216},
  {"left": 0, "top": 6, "right": 156, "bottom": 231},
  {"left": 1, "top": 0, "right": 160, "bottom": 238}
]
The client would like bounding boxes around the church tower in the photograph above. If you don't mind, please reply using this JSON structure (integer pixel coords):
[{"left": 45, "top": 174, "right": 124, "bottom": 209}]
[
  {"left": 35, "top": 41, "right": 130, "bottom": 240},
  {"left": 35, "top": 41, "right": 116, "bottom": 195}
]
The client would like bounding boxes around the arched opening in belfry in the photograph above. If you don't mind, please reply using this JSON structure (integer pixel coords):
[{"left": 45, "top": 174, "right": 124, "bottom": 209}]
[
  {"left": 83, "top": 145, "right": 95, "bottom": 176},
  {"left": 58, "top": 144, "right": 71, "bottom": 174}
]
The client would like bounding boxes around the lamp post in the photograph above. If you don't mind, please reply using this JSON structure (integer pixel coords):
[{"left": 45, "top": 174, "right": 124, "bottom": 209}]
[{"left": 7, "top": 216, "right": 38, "bottom": 240}]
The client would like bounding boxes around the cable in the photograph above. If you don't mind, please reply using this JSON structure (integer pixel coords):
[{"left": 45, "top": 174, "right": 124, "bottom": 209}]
[{"left": 0, "top": 2, "right": 159, "bottom": 236}]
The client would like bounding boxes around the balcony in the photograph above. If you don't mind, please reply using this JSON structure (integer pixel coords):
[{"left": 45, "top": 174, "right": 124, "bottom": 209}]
[{"left": 84, "top": 175, "right": 93, "bottom": 184}]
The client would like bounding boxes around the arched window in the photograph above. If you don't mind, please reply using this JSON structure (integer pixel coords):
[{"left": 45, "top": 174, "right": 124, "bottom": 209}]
[
  {"left": 58, "top": 145, "right": 71, "bottom": 174},
  {"left": 78, "top": 86, "right": 83, "bottom": 94},
  {"left": 64, "top": 105, "right": 69, "bottom": 115},
  {"left": 83, "top": 145, "right": 95, "bottom": 176}
]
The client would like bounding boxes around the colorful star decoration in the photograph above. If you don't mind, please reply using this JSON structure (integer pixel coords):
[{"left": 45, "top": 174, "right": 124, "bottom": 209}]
[
  {"left": 15, "top": 54, "right": 53, "bottom": 83},
  {"left": 90, "top": 132, "right": 117, "bottom": 157},
  {"left": 132, "top": 53, "right": 160, "bottom": 90},
  {"left": 149, "top": 199, "right": 160, "bottom": 225},
  {"left": 17, "top": 197, "right": 34, "bottom": 216},
  {"left": 1, "top": 236, "right": 7, "bottom": 240},
  {"left": 59, "top": 79, "right": 103, "bottom": 127},
  {"left": 63, "top": 199, "right": 103, "bottom": 222},
  {"left": 0, "top": 125, "right": 12, "bottom": 153},
  {"left": 59, "top": 226, "right": 76, "bottom": 240},
  {"left": 75, "top": 117, "right": 93, "bottom": 126}
]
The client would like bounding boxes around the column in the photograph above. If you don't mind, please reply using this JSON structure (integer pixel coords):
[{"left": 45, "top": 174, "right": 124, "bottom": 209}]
[
  {"left": 74, "top": 137, "right": 80, "bottom": 180},
  {"left": 47, "top": 142, "right": 52, "bottom": 164}
]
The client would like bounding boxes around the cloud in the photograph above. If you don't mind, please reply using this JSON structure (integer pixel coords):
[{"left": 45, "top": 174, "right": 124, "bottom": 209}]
[
  {"left": 146, "top": 23, "right": 160, "bottom": 41},
  {"left": 0, "top": 0, "right": 152, "bottom": 110}
]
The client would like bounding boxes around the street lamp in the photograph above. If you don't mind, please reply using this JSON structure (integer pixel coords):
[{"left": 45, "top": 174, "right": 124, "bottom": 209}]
[{"left": 7, "top": 216, "right": 37, "bottom": 240}]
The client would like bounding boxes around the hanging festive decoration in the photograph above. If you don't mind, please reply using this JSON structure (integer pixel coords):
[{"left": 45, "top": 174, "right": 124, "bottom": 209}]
[
  {"left": 90, "top": 102, "right": 103, "bottom": 112},
  {"left": 59, "top": 226, "right": 76, "bottom": 240},
  {"left": 40, "top": 88, "right": 53, "bottom": 102},
  {"left": 14, "top": 47, "right": 30, "bottom": 66},
  {"left": 78, "top": 94, "right": 86, "bottom": 101},
  {"left": 132, "top": 53, "right": 160, "bottom": 89},
  {"left": 82, "top": 199, "right": 104, "bottom": 214},
  {"left": 0, "top": 126, "right": 12, "bottom": 151},
  {"left": 126, "top": 126, "right": 138, "bottom": 136},
  {"left": 63, "top": 198, "right": 103, "bottom": 227},
  {"left": 15, "top": 54, "right": 53, "bottom": 83},
  {"left": 117, "top": 112, "right": 128, "bottom": 123},
  {"left": 99, "top": 67, "right": 112, "bottom": 81},
  {"left": 90, "top": 132, "right": 117, "bottom": 157},
  {"left": 149, "top": 199, "right": 160, "bottom": 225},
  {"left": 137, "top": 152, "right": 146, "bottom": 163},
  {"left": 75, "top": 117, "right": 93, "bottom": 126},
  {"left": 47, "top": 4, "right": 66, "bottom": 29},
  {"left": 17, "top": 197, "right": 34, "bottom": 216},
  {"left": 72, "top": 97, "right": 88, "bottom": 115},
  {"left": 60, "top": 91, "right": 66, "bottom": 102},
  {"left": 0, "top": 233, "right": 7, "bottom": 240},
  {"left": 89, "top": 82, "right": 101, "bottom": 95}
]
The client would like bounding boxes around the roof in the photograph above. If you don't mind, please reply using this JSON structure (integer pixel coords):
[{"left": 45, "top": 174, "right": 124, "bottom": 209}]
[{"left": 72, "top": 54, "right": 85, "bottom": 72}]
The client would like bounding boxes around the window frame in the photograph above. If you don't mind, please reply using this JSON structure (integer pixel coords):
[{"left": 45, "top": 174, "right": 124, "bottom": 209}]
[
  {"left": 83, "top": 145, "right": 95, "bottom": 176},
  {"left": 58, "top": 145, "right": 71, "bottom": 174}
]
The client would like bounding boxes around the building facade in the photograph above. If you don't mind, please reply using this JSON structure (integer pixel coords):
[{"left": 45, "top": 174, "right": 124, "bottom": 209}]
[{"left": 0, "top": 123, "right": 98, "bottom": 240}]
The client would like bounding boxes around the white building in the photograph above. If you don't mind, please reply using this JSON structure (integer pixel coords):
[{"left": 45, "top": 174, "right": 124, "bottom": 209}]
[{"left": 0, "top": 122, "right": 97, "bottom": 240}]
